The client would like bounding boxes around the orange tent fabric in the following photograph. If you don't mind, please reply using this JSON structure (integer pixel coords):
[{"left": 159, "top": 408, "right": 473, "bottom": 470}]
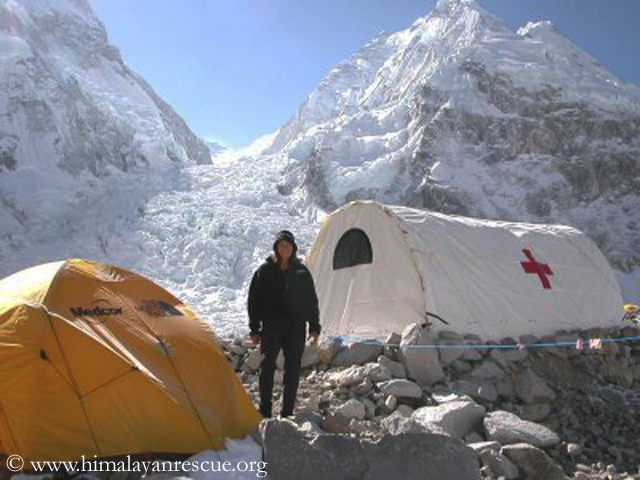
[{"left": 0, "top": 259, "right": 261, "bottom": 464}]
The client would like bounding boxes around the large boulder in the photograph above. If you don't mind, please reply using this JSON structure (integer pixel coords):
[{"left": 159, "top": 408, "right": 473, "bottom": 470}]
[
  {"left": 412, "top": 400, "right": 486, "bottom": 439},
  {"left": 262, "top": 419, "right": 483, "bottom": 480},
  {"left": 484, "top": 411, "right": 560, "bottom": 447},
  {"left": 399, "top": 323, "right": 444, "bottom": 386},
  {"left": 260, "top": 419, "right": 345, "bottom": 479}
]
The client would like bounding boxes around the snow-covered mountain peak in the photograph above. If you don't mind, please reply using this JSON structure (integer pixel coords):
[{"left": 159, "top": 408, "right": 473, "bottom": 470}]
[{"left": 261, "top": 0, "right": 640, "bottom": 303}]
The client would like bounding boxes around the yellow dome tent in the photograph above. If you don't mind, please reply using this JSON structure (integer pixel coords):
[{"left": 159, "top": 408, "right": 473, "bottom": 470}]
[{"left": 0, "top": 259, "right": 261, "bottom": 464}]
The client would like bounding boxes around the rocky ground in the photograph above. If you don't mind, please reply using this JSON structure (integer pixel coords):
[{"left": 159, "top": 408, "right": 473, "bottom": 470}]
[{"left": 222, "top": 322, "right": 640, "bottom": 480}]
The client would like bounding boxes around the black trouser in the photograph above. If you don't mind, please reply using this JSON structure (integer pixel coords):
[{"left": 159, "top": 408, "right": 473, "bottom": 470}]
[{"left": 259, "top": 324, "right": 306, "bottom": 418}]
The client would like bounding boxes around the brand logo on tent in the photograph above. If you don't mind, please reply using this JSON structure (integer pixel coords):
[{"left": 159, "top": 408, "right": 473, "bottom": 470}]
[
  {"left": 135, "top": 300, "right": 184, "bottom": 318},
  {"left": 520, "top": 248, "right": 554, "bottom": 289},
  {"left": 70, "top": 299, "right": 123, "bottom": 318}
]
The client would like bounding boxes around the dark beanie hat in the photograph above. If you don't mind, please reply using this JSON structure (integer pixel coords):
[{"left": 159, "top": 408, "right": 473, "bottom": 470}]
[{"left": 273, "top": 230, "right": 297, "bottom": 253}]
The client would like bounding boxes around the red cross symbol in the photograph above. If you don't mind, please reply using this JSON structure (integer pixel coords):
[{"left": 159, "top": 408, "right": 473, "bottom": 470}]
[{"left": 520, "top": 249, "right": 553, "bottom": 289}]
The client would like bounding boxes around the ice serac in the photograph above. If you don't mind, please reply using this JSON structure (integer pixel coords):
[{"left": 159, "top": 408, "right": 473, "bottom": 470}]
[
  {"left": 269, "top": 0, "right": 640, "bottom": 298},
  {"left": 0, "top": 0, "right": 210, "bottom": 251},
  {"left": 0, "top": 0, "right": 210, "bottom": 175}
]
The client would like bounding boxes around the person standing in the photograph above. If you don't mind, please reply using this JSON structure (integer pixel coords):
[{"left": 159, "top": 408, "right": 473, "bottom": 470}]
[{"left": 248, "top": 230, "right": 321, "bottom": 418}]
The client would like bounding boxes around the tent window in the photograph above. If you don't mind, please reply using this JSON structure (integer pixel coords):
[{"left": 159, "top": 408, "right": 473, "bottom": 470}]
[{"left": 333, "top": 228, "right": 373, "bottom": 270}]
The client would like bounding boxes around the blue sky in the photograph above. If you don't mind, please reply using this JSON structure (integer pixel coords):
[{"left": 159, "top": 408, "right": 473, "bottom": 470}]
[{"left": 90, "top": 0, "right": 640, "bottom": 148}]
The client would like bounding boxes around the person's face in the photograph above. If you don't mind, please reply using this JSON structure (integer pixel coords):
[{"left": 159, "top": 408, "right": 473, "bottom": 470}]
[{"left": 276, "top": 240, "right": 294, "bottom": 262}]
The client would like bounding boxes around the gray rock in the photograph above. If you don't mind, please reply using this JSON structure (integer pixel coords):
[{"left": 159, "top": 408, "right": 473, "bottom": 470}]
[
  {"left": 597, "top": 386, "right": 628, "bottom": 408},
  {"left": 332, "top": 341, "right": 384, "bottom": 367},
  {"left": 464, "top": 432, "right": 485, "bottom": 444},
  {"left": 449, "top": 379, "right": 498, "bottom": 403},
  {"left": 356, "top": 378, "right": 374, "bottom": 396},
  {"left": 519, "top": 403, "right": 552, "bottom": 422},
  {"left": 399, "top": 323, "right": 445, "bottom": 386},
  {"left": 365, "top": 362, "right": 392, "bottom": 383},
  {"left": 513, "top": 368, "right": 556, "bottom": 404},
  {"left": 489, "top": 348, "right": 528, "bottom": 367},
  {"left": 412, "top": 400, "right": 486, "bottom": 439},
  {"left": 311, "top": 434, "right": 369, "bottom": 479},
  {"left": 335, "top": 398, "right": 366, "bottom": 421},
  {"left": 396, "top": 404, "right": 415, "bottom": 417},
  {"left": 378, "top": 355, "right": 407, "bottom": 379},
  {"left": 385, "top": 332, "right": 402, "bottom": 345},
  {"left": 301, "top": 344, "right": 321, "bottom": 368},
  {"left": 450, "top": 359, "right": 473, "bottom": 374},
  {"left": 461, "top": 348, "right": 484, "bottom": 362},
  {"left": 502, "top": 443, "right": 568, "bottom": 480},
  {"left": 378, "top": 379, "right": 423, "bottom": 399},
  {"left": 470, "top": 360, "right": 505, "bottom": 381},
  {"left": 363, "top": 398, "right": 377, "bottom": 419},
  {"left": 567, "top": 442, "right": 583, "bottom": 457},
  {"left": 242, "top": 349, "right": 262, "bottom": 372},
  {"left": 261, "top": 419, "right": 343, "bottom": 479},
  {"left": 484, "top": 410, "right": 560, "bottom": 447},
  {"left": 479, "top": 449, "right": 520, "bottom": 479},
  {"left": 438, "top": 339, "right": 466, "bottom": 366},
  {"left": 329, "top": 365, "right": 368, "bottom": 387},
  {"left": 321, "top": 414, "right": 351, "bottom": 434},
  {"left": 495, "top": 377, "right": 516, "bottom": 399},
  {"left": 381, "top": 413, "right": 435, "bottom": 435},
  {"left": 260, "top": 419, "right": 484, "bottom": 480},
  {"left": 362, "top": 434, "right": 482, "bottom": 480}
]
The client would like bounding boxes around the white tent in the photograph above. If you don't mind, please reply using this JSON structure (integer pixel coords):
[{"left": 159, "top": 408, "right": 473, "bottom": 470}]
[{"left": 307, "top": 201, "right": 623, "bottom": 340}]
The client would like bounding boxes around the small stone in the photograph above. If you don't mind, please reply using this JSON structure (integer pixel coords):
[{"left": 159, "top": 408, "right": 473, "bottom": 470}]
[{"left": 567, "top": 443, "right": 583, "bottom": 458}]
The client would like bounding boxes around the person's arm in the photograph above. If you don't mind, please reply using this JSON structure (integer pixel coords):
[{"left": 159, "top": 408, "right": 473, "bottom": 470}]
[
  {"left": 248, "top": 267, "right": 263, "bottom": 337},
  {"left": 306, "top": 270, "right": 321, "bottom": 338}
]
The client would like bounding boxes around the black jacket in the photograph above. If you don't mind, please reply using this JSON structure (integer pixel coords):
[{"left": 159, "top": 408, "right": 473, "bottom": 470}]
[{"left": 248, "top": 256, "right": 321, "bottom": 335}]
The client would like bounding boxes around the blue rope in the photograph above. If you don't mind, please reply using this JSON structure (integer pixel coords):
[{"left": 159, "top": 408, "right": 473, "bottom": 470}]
[{"left": 343, "top": 335, "right": 640, "bottom": 350}]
